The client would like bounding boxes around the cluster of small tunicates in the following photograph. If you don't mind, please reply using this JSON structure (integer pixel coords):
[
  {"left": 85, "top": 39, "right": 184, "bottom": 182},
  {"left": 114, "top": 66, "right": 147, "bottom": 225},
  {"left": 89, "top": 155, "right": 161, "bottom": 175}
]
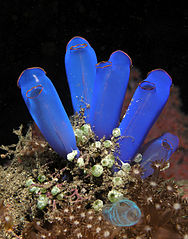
[
  {"left": 68, "top": 123, "right": 119, "bottom": 174},
  {"left": 65, "top": 120, "right": 143, "bottom": 227},
  {"left": 67, "top": 122, "right": 127, "bottom": 202},
  {"left": 25, "top": 175, "right": 63, "bottom": 210}
]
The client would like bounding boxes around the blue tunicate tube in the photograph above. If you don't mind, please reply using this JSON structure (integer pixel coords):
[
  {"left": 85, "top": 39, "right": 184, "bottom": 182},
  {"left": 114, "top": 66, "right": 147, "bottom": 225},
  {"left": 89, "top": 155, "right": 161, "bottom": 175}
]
[
  {"left": 102, "top": 198, "right": 141, "bottom": 227},
  {"left": 65, "top": 36, "right": 97, "bottom": 118},
  {"left": 116, "top": 69, "right": 172, "bottom": 164},
  {"left": 17, "top": 67, "right": 79, "bottom": 157},
  {"left": 88, "top": 50, "right": 132, "bottom": 139},
  {"left": 140, "top": 133, "right": 179, "bottom": 178}
]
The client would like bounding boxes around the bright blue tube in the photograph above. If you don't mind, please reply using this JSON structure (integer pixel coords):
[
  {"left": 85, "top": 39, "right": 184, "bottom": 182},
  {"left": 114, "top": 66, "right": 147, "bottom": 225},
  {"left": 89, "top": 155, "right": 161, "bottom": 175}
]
[
  {"left": 117, "top": 69, "right": 172, "bottom": 164},
  {"left": 102, "top": 198, "right": 141, "bottom": 227},
  {"left": 18, "top": 67, "right": 79, "bottom": 157},
  {"left": 88, "top": 51, "right": 132, "bottom": 139},
  {"left": 65, "top": 36, "right": 97, "bottom": 118},
  {"left": 140, "top": 133, "right": 179, "bottom": 178}
]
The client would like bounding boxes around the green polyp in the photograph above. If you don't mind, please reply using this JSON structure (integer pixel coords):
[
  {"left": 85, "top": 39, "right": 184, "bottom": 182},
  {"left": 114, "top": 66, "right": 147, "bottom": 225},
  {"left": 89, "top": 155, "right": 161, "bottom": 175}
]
[
  {"left": 112, "top": 177, "right": 123, "bottom": 186},
  {"left": 38, "top": 175, "right": 46, "bottom": 183},
  {"left": 101, "top": 154, "right": 115, "bottom": 168},
  {"left": 37, "top": 194, "right": 49, "bottom": 210},
  {"left": 112, "top": 128, "right": 121, "bottom": 137},
  {"left": 56, "top": 192, "right": 64, "bottom": 201},
  {"left": 25, "top": 178, "right": 34, "bottom": 187},
  {"left": 29, "top": 186, "right": 40, "bottom": 194},
  {"left": 81, "top": 124, "right": 92, "bottom": 136},
  {"left": 101, "top": 158, "right": 109, "bottom": 167},
  {"left": 117, "top": 170, "right": 127, "bottom": 177},
  {"left": 38, "top": 194, "right": 48, "bottom": 201},
  {"left": 108, "top": 189, "right": 123, "bottom": 203},
  {"left": 51, "top": 186, "right": 61, "bottom": 196},
  {"left": 74, "top": 128, "right": 84, "bottom": 143},
  {"left": 90, "top": 141, "right": 101, "bottom": 151},
  {"left": 105, "top": 154, "right": 115, "bottom": 168},
  {"left": 93, "top": 199, "right": 104, "bottom": 211},
  {"left": 95, "top": 141, "right": 101, "bottom": 148},
  {"left": 103, "top": 140, "right": 112, "bottom": 148},
  {"left": 81, "top": 135, "right": 87, "bottom": 143},
  {"left": 91, "top": 164, "right": 103, "bottom": 177},
  {"left": 40, "top": 188, "right": 47, "bottom": 194}
]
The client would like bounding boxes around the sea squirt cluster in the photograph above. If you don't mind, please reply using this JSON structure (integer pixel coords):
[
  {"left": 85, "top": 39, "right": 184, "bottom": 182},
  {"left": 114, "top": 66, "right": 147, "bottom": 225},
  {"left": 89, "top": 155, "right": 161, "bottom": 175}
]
[
  {"left": 13, "top": 36, "right": 186, "bottom": 238},
  {"left": 18, "top": 36, "right": 178, "bottom": 178}
]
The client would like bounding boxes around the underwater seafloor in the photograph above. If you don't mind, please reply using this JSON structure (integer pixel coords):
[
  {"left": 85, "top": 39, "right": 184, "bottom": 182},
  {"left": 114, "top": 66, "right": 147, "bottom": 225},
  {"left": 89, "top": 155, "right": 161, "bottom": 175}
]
[{"left": 0, "top": 69, "right": 188, "bottom": 239}]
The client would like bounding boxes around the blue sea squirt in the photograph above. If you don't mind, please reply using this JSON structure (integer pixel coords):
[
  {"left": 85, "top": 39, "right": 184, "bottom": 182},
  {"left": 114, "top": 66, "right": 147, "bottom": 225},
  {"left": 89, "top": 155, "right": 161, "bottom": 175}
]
[
  {"left": 17, "top": 67, "right": 79, "bottom": 157},
  {"left": 140, "top": 132, "right": 179, "bottom": 178}
]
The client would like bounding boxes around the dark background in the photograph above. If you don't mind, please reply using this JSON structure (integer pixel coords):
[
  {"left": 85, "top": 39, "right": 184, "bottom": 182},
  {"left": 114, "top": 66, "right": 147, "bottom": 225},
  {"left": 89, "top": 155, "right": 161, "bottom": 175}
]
[{"left": 0, "top": 0, "right": 187, "bottom": 147}]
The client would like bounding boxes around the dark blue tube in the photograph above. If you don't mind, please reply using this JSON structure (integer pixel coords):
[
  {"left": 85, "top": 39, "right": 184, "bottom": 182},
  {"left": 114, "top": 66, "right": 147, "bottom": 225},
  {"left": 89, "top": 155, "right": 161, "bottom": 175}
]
[
  {"left": 140, "top": 133, "right": 179, "bottom": 178},
  {"left": 65, "top": 36, "right": 97, "bottom": 118},
  {"left": 18, "top": 67, "right": 79, "bottom": 157},
  {"left": 116, "top": 69, "right": 172, "bottom": 164},
  {"left": 88, "top": 50, "right": 132, "bottom": 139}
]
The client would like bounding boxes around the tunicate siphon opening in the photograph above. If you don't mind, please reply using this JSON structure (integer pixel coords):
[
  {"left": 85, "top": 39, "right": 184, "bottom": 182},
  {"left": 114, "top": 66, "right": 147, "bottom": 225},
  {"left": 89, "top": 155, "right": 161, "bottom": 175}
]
[
  {"left": 96, "top": 61, "right": 112, "bottom": 68},
  {"left": 162, "top": 139, "right": 173, "bottom": 151},
  {"left": 139, "top": 81, "right": 156, "bottom": 91},
  {"left": 26, "top": 85, "right": 43, "bottom": 99},
  {"left": 70, "top": 43, "right": 87, "bottom": 51}
]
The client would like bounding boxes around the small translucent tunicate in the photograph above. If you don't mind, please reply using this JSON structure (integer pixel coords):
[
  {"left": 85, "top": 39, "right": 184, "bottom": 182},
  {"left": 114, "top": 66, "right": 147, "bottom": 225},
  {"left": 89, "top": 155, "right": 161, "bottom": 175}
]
[
  {"left": 51, "top": 186, "right": 61, "bottom": 196},
  {"left": 103, "top": 140, "right": 112, "bottom": 148},
  {"left": 77, "top": 157, "right": 85, "bottom": 167},
  {"left": 134, "top": 153, "right": 143, "bottom": 163},
  {"left": 108, "top": 189, "right": 123, "bottom": 203},
  {"left": 67, "top": 150, "right": 78, "bottom": 162},
  {"left": 37, "top": 175, "right": 46, "bottom": 183},
  {"left": 91, "top": 164, "right": 103, "bottom": 177},
  {"left": 112, "top": 128, "right": 121, "bottom": 137},
  {"left": 101, "top": 154, "right": 115, "bottom": 168},
  {"left": 102, "top": 198, "right": 141, "bottom": 227},
  {"left": 140, "top": 132, "right": 179, "bottom": 178},
  {"left": 93, "top": 199, "right": 104, "bottom": 211},
  {"left": 112, "top": 177, "right": 123, "bottom": 186}
]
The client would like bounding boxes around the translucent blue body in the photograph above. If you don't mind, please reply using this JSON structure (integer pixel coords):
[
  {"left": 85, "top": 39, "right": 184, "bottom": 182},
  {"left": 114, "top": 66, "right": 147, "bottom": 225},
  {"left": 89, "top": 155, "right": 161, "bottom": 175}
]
[
  {"left": 102, "top": 198, "right": 141, "bottom": 227},
  {"left": 116, "top": 69, "right": 172, "bottom": 164},
  {"left": 140, "top": 133, "right": 179, "bottom": 178},
  {"left": 65, "top": 36, "right": 97, "bottom": 118},
  {"left": 88, "top": 51, "right": 132, "bottom": 139},
  {"left": 18, "top": 67, "right": 79, "bottom": 157}
]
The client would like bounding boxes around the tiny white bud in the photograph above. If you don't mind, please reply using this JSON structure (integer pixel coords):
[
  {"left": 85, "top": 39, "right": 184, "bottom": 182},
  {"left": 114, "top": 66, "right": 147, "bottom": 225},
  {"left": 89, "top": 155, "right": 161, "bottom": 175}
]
[
  {"left": 92, "top": 199, "right": 104, "bottom": 211},
  {"left": 95, "top": 141, "right": 101, "bottom": 148},
  {"left": 67, "top": 150, "right": 78, "bottom": 161},
  {"left": 77, "top": 157, "right": 85, "bottom": 167},
  {"left": 122, "top": 163, "right": 131, "bottom": 172}
]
